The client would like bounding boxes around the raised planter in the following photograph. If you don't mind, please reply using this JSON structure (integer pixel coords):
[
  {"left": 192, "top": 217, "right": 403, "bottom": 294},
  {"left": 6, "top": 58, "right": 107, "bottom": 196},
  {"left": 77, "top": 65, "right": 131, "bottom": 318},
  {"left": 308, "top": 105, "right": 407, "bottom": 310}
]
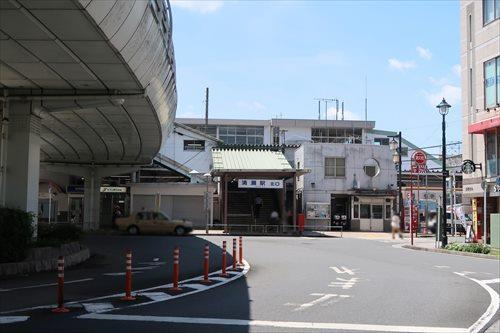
[
  {"left": 402, "top": 244, "right": 498, "bottom": 260},
  {"left": 0, "top": 242, "right": 90, "bottom": 276}
]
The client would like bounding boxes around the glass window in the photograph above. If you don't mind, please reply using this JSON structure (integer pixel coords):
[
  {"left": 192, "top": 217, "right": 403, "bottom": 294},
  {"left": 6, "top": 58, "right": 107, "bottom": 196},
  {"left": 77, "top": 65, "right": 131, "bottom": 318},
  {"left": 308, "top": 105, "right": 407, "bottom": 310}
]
[
  {"left": 372, "top": 205, "right": 383, "bottom": 219},
  {"left": 325, "top": 157, "right": 346, "bottom": 177},
  {"left": 363, "top": 158, "right": 380, "bottom": 177},
  {"left": 353, "top": 204, "right": 359, "bottom": 219},
  {"left": 256, "top": 137, "right": 264, "bottom": 145},
  {"left": 486, "top": 130, "right": 497, "bottom": 177},
  {"left": 497, "top": 0, "right": 500, "bottom": 18},
  {"left": 484, "top": 58, "right": 497, "bottom": 107},
  {"left": 385, "top": 205, "right": 392, "bottom": 219},
  {"left": 360, "top": 204, "right": 371, "bottom": 218},
  {"left": 484, "top": 0, "right": 495, "bottom": 24}
]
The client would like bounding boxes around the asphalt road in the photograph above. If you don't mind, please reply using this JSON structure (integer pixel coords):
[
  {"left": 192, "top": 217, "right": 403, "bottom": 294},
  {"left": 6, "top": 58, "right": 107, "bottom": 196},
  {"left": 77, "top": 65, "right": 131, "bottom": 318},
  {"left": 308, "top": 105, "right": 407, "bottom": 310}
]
[{"left": 1, "top": 235, "right": 499, "bottom": 333}]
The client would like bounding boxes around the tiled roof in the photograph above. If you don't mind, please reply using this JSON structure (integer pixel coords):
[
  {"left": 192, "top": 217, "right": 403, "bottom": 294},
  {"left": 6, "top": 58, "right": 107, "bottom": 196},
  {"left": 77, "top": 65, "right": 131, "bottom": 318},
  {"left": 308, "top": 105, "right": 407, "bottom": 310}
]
[{"left": 212, "top": 148, "right": 292, "bottom": 172}]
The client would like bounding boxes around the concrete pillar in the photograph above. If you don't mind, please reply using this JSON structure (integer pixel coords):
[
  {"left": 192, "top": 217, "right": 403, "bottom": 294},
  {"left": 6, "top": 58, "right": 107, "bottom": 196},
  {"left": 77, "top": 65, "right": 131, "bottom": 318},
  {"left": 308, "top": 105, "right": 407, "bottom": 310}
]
[
  {"left": 83, "top": 171, "right": 101, "bottom": 231},
  {"left": 3, "top": 101, "right": 41, "bottom": 231}
]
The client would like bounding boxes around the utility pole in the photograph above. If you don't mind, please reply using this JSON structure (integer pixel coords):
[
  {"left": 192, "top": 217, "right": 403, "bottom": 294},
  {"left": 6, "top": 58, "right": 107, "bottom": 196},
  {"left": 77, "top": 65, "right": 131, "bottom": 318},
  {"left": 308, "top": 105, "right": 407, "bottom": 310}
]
[
  {"left": 205, "top": 87, "right": 209, "bottom": 132},
  {"left": 335, "top": 99, "right": 339, "bottom": 120}
]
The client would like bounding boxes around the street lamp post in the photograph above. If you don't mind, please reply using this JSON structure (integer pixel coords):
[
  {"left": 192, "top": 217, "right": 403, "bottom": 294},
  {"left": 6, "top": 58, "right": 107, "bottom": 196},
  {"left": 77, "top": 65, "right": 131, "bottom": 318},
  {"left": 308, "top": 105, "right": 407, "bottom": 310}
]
[
  {"left": 389, "top": 132, "right": 403, "bottom": 218},
  {"left": 203, "top": 172, "right": 211, "bottom": 234},
  {"left": 436, "top": 98, "right": 451, "bottom": 248}
]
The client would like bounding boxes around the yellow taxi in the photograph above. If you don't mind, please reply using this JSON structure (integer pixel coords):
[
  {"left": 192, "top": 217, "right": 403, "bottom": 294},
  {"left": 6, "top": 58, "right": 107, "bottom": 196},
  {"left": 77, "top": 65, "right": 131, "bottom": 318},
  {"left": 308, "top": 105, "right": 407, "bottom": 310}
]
[{"left": 116, "top": 211, "right": 193, "bottom": 236}]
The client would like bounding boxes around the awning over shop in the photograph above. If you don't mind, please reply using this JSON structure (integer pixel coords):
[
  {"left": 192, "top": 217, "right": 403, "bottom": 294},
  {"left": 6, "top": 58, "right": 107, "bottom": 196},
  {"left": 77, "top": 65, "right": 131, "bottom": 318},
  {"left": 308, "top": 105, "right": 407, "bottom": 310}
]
[{"left": 468, "top": 115, "right": 500, "bottom": 134}]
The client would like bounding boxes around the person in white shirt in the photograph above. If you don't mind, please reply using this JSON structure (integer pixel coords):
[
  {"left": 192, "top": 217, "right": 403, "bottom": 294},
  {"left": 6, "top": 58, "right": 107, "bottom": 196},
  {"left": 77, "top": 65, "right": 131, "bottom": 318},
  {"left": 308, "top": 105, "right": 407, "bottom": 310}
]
[
  {"left": 391, "top": 212, "right": 402, "bottom": 239},
  {"left": 270, "top": 210, "right": 279, "bottom": 223}
]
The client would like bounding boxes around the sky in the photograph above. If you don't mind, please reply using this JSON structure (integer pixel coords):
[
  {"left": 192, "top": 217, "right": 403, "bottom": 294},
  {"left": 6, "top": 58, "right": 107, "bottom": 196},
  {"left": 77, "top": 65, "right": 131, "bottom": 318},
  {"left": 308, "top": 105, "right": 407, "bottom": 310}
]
[{"left": 170, "top": 0, "right": 462, "bottom": 152}]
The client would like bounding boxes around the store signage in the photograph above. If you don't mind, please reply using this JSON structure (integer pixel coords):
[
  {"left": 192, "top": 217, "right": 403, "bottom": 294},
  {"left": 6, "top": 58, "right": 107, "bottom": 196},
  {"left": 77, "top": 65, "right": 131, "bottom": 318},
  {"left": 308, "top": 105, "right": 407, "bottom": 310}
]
[
  {"left": 67, "top": 185, "right": 84, "bottom": 194},
  {"left": 100, "top": 186, "right": 127, "bottom": 193},
  {"left": 412, "top": 150, "right": 427, "bottom": 165},
  {"left": 238, "top": 179, "right": 283, "bottom": 189},
  {"left": 461, "top": 159, "right": 476, "bottom": 174}
]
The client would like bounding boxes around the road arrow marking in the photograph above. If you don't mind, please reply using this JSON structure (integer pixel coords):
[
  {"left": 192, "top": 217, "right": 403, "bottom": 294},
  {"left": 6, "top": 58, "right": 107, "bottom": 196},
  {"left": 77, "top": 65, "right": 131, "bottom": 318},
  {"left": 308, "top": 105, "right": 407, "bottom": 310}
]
[{"left": 330, "top": 266, "right": 356, "bottom": 275}]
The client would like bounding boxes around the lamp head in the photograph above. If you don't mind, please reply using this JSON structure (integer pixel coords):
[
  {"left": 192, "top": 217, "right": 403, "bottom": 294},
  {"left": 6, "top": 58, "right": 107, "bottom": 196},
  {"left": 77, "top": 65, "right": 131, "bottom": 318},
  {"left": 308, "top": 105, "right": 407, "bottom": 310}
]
[{"left": 436, "top": 98, "right": 451, "bottom": 116}]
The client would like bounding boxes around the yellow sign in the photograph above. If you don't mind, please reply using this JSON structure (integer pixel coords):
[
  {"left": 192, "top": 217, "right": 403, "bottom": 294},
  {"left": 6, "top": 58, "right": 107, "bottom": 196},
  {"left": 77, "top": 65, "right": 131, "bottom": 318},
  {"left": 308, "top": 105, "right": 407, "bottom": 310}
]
[{"left": 472, "top": 198, "right": 478, "bottom": 235}]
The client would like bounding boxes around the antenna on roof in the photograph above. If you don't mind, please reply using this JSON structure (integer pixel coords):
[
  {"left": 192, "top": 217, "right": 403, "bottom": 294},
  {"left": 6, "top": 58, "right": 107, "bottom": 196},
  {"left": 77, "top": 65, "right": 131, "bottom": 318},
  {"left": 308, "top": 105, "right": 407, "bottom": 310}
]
[
  {"left": 364, "top": 76, "right": 368, "bottom": 143},
  {"left": 342, "top": 101, "right": 344, "bottom": 120}
]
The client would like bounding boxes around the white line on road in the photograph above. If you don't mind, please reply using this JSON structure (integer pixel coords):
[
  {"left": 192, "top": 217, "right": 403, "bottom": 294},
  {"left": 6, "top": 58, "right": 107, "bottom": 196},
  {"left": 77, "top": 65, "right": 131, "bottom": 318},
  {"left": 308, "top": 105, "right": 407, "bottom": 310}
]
[
  {"left": 102, "top": 272, "right": 143, "bottom": 276},
  {"left": 79, "top": 313, "right": 468, "bottom": 333},
  {"left": 330, "top": 266, "right": 356, "bottom": 275},
  {"left": 0, "top": 278, "right": 94, "bottom": 292},
  {"left": 138, "top": 292, "right": 172, "bottom": 302},
  {"left": 433, "top": 265, "right": 450, "bottom": 269},
  {"left": 82, "top": 303, "right": 115, "bottom": 313},
  {"left": 0, "top": 316, "right": 30, "bottom": 324},
  {"left": 455, "top": 272, "right": 500, "bottom": 333},
  {"left": 480, "top": 278, "right": 500, "bottom": 284}
]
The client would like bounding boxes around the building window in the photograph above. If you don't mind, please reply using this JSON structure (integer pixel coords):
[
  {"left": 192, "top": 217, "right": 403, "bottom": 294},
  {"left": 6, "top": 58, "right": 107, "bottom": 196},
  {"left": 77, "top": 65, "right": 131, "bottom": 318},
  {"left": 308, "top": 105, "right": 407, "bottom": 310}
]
[
  {"left": 311, "top": 127, "right": 362, "bottom": 144},
  {"left": 483, "top": 0, "right": 499, "bottom": 25},
  {"left": 385, "top": 204, "right": 392, "bottom": 219},
  {"left": 353, "top": 204, "right": 359, "bottom": 219},
  {"left": 183, "top": 140, "right": 205, "bottom": 151},
  {"left": 486, "top": 129, "right": 498, "bottom": 177},
  {"left": 372, "top": 205, "right": 383, "bottom": 219},
  {"left": 374, "top": 138, "right": 390, "bottom": 145},
  {"left": 272, "top": 127, "right": 280, "bottom": 145},
  {"left": 484, "top": 57, "right": 499, "bottom": 108},
  {"left": 325, "top": 157, "right": 345, "bottom": 177},
  {"left": 363, "top": 158, "right": 380, "bottom": 177},
  {"left": 360, "top": 204, "right": 370, "bottom": 218},
  {"left": 218, "top": 126, "right": 264, "bottom": 145}
]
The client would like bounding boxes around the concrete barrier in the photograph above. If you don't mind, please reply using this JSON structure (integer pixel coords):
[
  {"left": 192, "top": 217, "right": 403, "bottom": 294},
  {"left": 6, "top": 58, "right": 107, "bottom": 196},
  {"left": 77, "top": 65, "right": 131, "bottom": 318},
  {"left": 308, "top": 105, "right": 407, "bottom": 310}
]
[{"left": 0, "top": 242, "right": 90, "bottom": 276}]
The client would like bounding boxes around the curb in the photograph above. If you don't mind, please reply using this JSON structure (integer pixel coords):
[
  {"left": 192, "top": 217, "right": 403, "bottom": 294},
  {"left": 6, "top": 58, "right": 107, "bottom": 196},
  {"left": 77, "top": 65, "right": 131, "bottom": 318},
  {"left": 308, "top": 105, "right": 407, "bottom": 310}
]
[{"left": 402, "top": 245, "right": 498, "bottom": 260}]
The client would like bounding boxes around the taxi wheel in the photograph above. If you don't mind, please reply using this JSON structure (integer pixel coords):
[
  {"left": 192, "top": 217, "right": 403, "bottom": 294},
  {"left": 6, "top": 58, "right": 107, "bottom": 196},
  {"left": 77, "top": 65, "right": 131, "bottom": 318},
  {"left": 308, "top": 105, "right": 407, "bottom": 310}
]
[
  {"left": 128, "top": 225, "right": 139, "bottom": 235},
  {"left": 174, "top": 226, "right": 185, "bottom": 236}
]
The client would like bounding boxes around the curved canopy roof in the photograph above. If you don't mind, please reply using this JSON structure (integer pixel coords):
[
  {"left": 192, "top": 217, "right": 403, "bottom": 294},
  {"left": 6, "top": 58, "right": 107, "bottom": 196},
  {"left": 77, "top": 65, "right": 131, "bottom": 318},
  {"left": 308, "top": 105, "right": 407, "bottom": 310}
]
[{"left": 0, "top": 0, "right": 177, "bottom": 165}]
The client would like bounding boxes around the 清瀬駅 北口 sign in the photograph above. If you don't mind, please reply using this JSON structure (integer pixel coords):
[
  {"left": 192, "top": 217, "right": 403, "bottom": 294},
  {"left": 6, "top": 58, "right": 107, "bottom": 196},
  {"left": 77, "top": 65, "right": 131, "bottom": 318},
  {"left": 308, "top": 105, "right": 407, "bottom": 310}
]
[{"left": 238, "top": 179, "right": 283, "bottom": 189}]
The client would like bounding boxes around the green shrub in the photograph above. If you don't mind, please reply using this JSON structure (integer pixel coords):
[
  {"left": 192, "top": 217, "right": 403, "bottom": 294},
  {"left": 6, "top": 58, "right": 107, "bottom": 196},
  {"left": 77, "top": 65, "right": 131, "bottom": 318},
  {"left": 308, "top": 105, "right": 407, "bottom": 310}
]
[
  {"left": 0, "top": 207, "right": 34, "bottom": 263},
  {"left": 445, "top": 242, "right": 491, "bottom": 254},
  {"left": 37, "top": 223, "right": 82, "bottom": 244}
]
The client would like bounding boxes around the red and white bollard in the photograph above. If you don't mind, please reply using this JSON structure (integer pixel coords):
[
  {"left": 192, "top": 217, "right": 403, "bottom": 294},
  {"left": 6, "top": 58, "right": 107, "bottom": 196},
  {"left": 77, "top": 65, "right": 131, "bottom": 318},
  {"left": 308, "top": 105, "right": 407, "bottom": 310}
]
[
  {"left": 121, "top": 249, "right": 135, "bottom": 301},
  {"left": 237, "top": 236, "right": 244, "bottom": 267},
  {"left": 219, "top": 241, "right": 229, "bottom": 277},
  {"left": 52, "top": 256, "right": 69, "bottom": 313},
  {"left": 201, "top": 244, "right": 211, "bottom": 284},
  {"left": 168, "top": 246, "right": 182, "bottom": 293},
  {"left": 231, "top": 238, "right": 237, "bottom": 270}
]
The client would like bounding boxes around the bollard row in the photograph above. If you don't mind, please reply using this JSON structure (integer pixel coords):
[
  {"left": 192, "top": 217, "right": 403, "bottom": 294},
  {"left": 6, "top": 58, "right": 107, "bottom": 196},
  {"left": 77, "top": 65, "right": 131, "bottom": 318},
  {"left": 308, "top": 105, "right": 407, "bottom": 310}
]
[{"left": 51, "top": 238, "right": 245, "bottom": 313}]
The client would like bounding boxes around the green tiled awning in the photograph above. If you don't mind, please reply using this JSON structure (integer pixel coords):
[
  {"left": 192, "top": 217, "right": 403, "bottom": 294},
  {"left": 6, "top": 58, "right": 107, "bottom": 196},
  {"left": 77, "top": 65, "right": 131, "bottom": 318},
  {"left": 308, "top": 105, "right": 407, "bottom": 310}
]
[{"left": 212, "top": 148, "right": 292, "bottom": 172}]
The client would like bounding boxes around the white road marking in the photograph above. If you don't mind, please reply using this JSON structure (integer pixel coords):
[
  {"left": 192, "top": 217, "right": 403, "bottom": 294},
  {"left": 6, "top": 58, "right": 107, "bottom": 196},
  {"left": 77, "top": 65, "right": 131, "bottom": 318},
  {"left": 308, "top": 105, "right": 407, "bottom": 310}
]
[
  {"left": 152, "top": 258, "right": 160, "bottom": 262},
  {"left": 181, "top": 283, "right": 210, "bottom": 291},
  {"left": 82, "top": 303, "right": 115, "bottom": 313},
  {"left": 0, "top": 278, "right": 94, "bottom": 292},
  {"left": 1, "top": 261, "right": 250, "bottom": 316},
  {"left": 434, "top": 265, "right": 450, "bottom": 269},
  {"left": 132, "top": 266, "right": 158, "bottom": 271},
  {"left": 480, "top": 278, "right": 500, "bottom": 284},
  {"left": 138, "top": 292, "right": 172, "bottom": 302},
  {"left": 330, "top": 266, "right": 356, "bottom": 275},
  {"left": 0, "top": 316, "right": 30, "bottom": 324},
  {"left": 139, "top": 261, "right": 165, "bottom": 266},
  {"left": 329, "top": 278, "right": 359, "bottom": 289},
  {"left": 294, "top": 294, "right": 338, "bottom": 311},
  {"left": 79, "top": 314, "right": 468, "bottom": 332},
  {"left": 455, "top": 272, "right": 500, "bottom": 333},
  {"left": 102, "top": 272, "right": 143, "bottom": 276}
]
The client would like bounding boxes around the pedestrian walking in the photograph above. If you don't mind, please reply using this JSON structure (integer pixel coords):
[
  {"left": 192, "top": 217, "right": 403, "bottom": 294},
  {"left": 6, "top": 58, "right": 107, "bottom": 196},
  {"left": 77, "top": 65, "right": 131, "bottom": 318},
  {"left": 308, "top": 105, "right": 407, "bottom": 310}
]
[
  {"left": 270, "top": 210, "right": 279, "bottom": 223},
  {"left": 391, "top": 212, "right": 402, "bottom": 239},
  {"left": 254, "top": 195, "right": 263, "bottom": 218}
]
